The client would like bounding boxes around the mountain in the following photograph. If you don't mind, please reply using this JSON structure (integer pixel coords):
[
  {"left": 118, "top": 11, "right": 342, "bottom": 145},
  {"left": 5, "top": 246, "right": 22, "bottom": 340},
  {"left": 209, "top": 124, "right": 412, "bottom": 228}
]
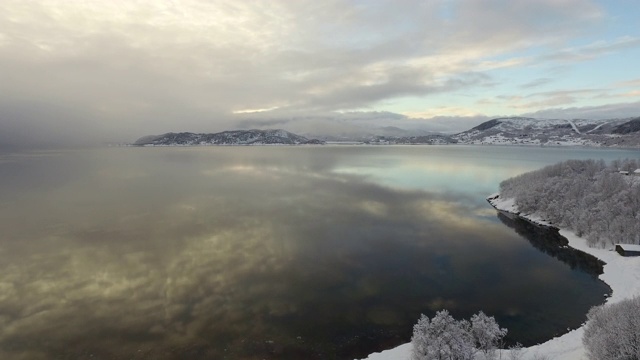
[
  {"left": 133, "top": 129, "right": 324, "bottom": 146},
  {"left": 380, "top": 134, "right": 455, "bottom": 145},
  {"left": 131, "top": 117, "right": 640, "bottom": 148},
  {"left": 452, "top": 117, "right": 640, "bottom": 147},
  {"left": 611, "top": 117, "right": 640, "bottom": 134}
]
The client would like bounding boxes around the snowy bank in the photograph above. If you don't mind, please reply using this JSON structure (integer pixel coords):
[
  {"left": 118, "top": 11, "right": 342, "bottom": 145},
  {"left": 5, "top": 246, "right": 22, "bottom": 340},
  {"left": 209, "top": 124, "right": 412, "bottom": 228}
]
[{"left": 360, "top": 194, "right": 640, "bottom": 360}]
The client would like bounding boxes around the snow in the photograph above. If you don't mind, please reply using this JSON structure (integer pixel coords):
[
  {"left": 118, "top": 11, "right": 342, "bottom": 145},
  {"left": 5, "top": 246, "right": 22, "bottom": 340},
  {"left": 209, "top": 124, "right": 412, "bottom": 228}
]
[
  {"left": 566, "top": 119, "right": 581, "bottom": 134},
  {"left": 616, "top": 244, "right": 640, "bottom": 252},
  {"left": 360, "top": 194, "right": 640, "bottom": 360},
  {"left": 361, "top": 343, "right": 412, "bottom": 360}
]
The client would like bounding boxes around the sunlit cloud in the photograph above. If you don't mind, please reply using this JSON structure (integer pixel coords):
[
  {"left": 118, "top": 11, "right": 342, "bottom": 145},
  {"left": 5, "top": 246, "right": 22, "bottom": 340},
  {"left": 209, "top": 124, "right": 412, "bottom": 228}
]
[
  {"left": 232, "top": 106, "right": 282, "bottom": 114},
  {"left": 0, "top": 0, "right": 639, "bottom": 148},
  {"left": 524, "top": 100, "right": 640, "bottom": 119},
  {"left": 617, "top": 90, "right": 640, "bottom": 98}
]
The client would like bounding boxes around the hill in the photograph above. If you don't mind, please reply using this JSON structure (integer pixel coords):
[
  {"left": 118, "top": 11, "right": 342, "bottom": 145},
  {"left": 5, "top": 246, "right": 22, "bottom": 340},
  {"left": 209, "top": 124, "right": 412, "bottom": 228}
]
[
  {"left": 133, "top": 129, "right": 324, "bottom": 146},
  {"left": 453, "top": 117, "right": 640, "bottom": 147}
]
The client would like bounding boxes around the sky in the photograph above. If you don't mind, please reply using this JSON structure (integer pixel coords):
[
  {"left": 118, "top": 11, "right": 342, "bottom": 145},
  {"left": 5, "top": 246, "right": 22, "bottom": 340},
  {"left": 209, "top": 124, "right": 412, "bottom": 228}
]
[{"left": 1, "top": 0, "right": 640, "bottom": 148}]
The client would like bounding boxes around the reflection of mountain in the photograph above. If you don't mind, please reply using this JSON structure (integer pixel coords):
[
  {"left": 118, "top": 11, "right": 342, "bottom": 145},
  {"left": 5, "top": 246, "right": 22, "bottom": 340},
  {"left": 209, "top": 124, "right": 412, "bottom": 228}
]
[{"left": 496, "top": 212, "right": 606, "bottom": 277}]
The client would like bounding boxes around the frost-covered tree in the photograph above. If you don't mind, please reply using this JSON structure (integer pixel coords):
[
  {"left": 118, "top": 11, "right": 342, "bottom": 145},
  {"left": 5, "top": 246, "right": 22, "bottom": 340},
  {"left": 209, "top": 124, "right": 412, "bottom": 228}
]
[
  {"left": 411, "top": 310, "right": 474, "bottom": 360},
  {"left": 470, "top": 311, "right": 507, "bottom": 360},
  {"left": 499, "top": 158, "right": 640, "bottom": 248},
  {"left": 411, "top": 310, "right": 509, "bottom": 360},
  {"left": 583, "top": 296, "right": 640, "bottom": 360}
]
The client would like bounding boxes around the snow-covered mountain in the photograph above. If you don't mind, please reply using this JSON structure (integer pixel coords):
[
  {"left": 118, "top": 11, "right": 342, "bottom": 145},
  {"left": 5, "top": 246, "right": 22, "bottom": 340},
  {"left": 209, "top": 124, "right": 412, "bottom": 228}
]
[
  {"left": 133, "top": 129, "right": 324, "bottom": 146},
  {"left": 131, "top": 117, "right": 640, "bottom": 147},
  {"left": 453, "top": 116, "right": 640, "bottom": 147}
]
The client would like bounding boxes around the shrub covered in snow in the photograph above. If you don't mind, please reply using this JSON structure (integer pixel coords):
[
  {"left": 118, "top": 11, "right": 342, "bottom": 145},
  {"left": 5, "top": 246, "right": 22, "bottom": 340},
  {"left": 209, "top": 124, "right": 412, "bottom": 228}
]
[
  {"left": 411, "top": 310, "right": 507, "bottom": 360},
  {"left": 582, "top": 296, "right": 640, "bottom": 360},
  {"left": 499, "top": 158, "right": 640, "bottom": 248},
  {"left": 471, "top": 311, "right": 508, "bottom": 359}
]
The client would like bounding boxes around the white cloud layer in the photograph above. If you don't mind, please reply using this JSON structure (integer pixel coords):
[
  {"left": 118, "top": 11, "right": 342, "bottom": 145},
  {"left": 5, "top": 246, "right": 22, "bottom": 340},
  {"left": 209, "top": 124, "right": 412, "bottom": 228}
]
[{"left": 1, "top": 0, "right": 638, "bottom": 147}]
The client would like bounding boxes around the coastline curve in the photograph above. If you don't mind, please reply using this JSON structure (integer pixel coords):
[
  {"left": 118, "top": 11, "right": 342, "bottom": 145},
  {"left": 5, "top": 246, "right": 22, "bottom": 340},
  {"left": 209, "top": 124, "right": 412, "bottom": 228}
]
[{"left": 361, "top": 193, "right": 640, "bottom": 360}]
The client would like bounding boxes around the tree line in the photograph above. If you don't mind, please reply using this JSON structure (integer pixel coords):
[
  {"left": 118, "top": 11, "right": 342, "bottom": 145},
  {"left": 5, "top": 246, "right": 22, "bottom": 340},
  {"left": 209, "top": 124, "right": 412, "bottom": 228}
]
[{"left": 499, "top": 158, "right": 640, "bottom": 248}]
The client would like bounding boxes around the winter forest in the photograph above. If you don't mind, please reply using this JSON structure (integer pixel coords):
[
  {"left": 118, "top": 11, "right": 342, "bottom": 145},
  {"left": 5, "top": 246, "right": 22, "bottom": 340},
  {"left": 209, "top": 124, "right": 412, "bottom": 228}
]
[{"left": 499, "top": 158, "right": 640, "bottom": 248}]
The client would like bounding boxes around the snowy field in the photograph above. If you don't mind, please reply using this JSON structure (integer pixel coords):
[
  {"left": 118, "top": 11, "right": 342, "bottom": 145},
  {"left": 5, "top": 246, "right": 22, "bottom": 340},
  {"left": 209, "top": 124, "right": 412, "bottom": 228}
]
[{"left": 360, "top": 194, "right": 640, "bottom": 360}]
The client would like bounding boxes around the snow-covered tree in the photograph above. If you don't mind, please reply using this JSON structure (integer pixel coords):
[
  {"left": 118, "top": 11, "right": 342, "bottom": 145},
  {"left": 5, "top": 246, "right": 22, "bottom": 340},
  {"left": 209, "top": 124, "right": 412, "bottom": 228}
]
[
  {"left": 499, "top": 158, "right": 640, "bottom": 248},
  {"left": 411, "top": 310, "right": 509, "bottom": 360},
  {"left": 470, "top": 311, "right": 507, "bottom": 360},
  {"left": 583, "top": 296, "right": 640, "bottom": 360},
  {"left": 411, "top": 310, "right": 474, "bottom": 360}
]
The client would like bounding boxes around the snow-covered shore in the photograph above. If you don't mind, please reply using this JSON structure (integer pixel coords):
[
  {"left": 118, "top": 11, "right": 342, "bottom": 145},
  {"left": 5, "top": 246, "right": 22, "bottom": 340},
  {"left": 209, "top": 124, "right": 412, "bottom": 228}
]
[{"left": 360, "top": 194, "right": 640, "bottom": 360}]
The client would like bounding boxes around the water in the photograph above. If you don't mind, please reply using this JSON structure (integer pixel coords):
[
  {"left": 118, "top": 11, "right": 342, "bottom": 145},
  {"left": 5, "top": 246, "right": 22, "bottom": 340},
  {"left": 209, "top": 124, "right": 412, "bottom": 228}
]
[{"left": 0, "top": 145, "right": 636, "bottom": 359}]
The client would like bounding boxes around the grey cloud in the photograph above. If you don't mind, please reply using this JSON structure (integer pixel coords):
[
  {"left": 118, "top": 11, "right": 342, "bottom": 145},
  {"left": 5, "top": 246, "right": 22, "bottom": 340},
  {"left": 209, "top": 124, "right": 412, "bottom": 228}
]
[
  {"left": 523, "top": 100, "right": 640, "bottom": 119},
  {"left": 417, "top": 115, "right": 491, "bottom": 133},
  {"left": 501, "top": 88, "right": 606, "bottom": 110},
  {"left": 526, "top": 89, "right": 604, "bottom": 98},
  {"left": 235, "top": 118, "right": 293, "bottom": 129},
  {"left": 0, "top": 0, "right": 611, "bottom": 148},
  {"left": 295, "top": 71, "right": 494, "bottom": 112},
  {"left": 511, "top": 95, "right": 577, "bottom": 109},
  {"left": 540, "top": 36, "right": 640, "bottom": 63},
  {"left": 520, "top": 78, "right": 554, "bottom": 89},
  {"left": 232, "top": 110, "right": 486, "bottom": 135}
]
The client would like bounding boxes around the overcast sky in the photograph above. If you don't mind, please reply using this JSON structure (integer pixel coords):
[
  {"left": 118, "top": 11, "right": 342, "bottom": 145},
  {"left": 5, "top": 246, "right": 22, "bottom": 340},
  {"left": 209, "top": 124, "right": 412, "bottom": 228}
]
[{"left": 1, "top": 0, "right": 640, "bottom": 148}]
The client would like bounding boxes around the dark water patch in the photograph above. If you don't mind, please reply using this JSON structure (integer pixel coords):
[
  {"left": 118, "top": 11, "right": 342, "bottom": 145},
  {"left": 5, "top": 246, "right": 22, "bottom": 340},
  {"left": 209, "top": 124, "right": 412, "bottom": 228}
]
[
  {"left": 491, "top": 211, "right": 611, "bottom": 346},
  {"left": 497, "top": 212, "right": 607, "bottom": 276}
]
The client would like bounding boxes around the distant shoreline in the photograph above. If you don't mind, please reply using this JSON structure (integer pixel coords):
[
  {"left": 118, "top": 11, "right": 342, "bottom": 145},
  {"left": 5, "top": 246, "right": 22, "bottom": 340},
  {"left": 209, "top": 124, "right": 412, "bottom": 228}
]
[{"left": 120, "top": 142, "right": 640, "bottom": 150}]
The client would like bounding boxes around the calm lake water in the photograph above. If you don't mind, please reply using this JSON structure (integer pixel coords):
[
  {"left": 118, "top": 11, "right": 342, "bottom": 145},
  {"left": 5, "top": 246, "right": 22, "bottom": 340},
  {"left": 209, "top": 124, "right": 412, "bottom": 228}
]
[{"left": 0, "top": 145, "right": 637, "bottom": 360}]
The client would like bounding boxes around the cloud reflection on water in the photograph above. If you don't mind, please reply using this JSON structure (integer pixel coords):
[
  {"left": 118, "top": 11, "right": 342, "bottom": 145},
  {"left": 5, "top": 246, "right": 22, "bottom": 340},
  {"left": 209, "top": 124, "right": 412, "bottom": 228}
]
[{"left": 0, "top": 147, "right": 613, "bottom": 359}]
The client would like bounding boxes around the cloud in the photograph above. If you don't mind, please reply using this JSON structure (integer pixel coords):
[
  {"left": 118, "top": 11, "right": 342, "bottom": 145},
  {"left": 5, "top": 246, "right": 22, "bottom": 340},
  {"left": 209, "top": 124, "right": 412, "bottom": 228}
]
[
  {"left": 523, "top": 100, "right": 640, "bottom": 119},
  {"left": 615, "top": 78, "right": 640, "bottom": 88},
  {"left": 505, "top": 89, "right": 604, "bottom": 109},
  {"left": 0, "top": 0, "right": 617, "bottom": 147},
  {"left": 520, "top": 78, "right": 554, "bottom": 89},
  {"left": 541, "top": 36, "right": 640, "bottom": 63},
  {"left": 510, "top": 95, "right": 577, "bottom": 109},
  {"left": 232, "top": 110, "right": 486, "bottom": 135},
  {"left": 617, "top": 90, "right": 640, "bottom": 98},
  {"left": 404, "top": 107, "right": 484, "bottom": 119},
  {"left": 411, "top": 115, "right": 491, "bottom": 133}
]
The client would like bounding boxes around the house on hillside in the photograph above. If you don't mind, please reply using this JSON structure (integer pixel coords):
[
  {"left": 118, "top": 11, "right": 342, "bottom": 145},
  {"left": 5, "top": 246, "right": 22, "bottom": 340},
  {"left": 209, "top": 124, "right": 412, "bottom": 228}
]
[
  {"left": 634, "top": 169, "right": 640, "bottom": 176},
  {"left": 615, "top": 244, "right": 640, "bottom": 257}
]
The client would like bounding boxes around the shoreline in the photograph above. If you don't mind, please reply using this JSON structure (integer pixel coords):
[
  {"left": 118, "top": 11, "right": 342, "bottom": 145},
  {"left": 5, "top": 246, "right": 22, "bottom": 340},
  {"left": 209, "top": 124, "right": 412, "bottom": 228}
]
[{"left": 361, "top": 193, "right": 640, "bottom": 360}]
